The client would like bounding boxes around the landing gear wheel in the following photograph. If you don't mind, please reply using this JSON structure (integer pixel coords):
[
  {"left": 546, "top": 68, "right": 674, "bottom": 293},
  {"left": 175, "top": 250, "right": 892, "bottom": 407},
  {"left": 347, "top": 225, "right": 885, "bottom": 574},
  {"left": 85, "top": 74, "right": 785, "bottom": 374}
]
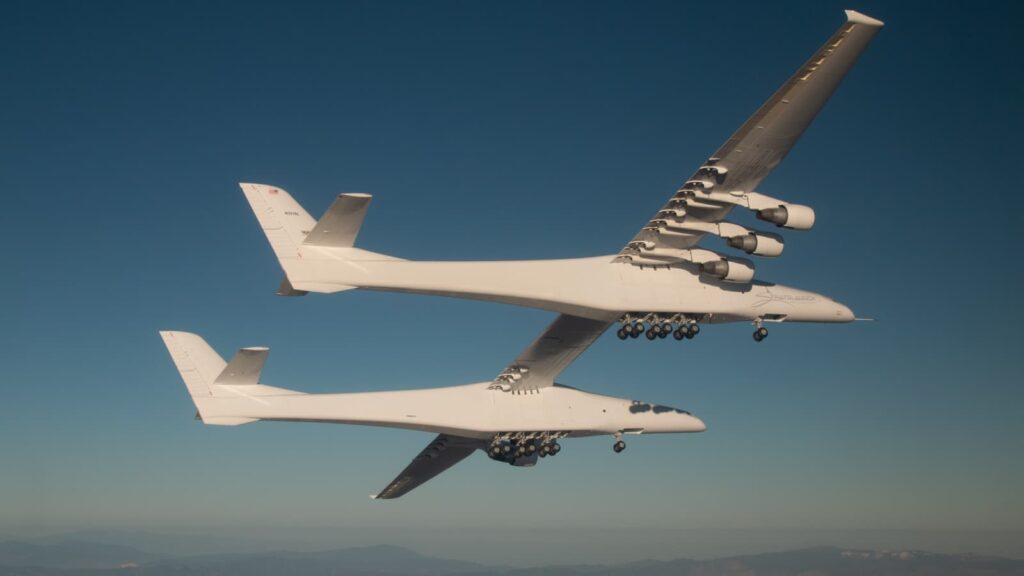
[
  {"left": 753, "top": 326, "right": 768, "bottom": 342},
  {"left": 550, "top": 443, "right": 561, "bottom": 455},
  {"left": 613, "top": 440, "right": 626, "bottom": 453},
  {"left": 526, "top": 442, "right": 536, "bottom": 454},
  {"left": 661, "top": 322, "right": 672, "bottom": 334},
  {"left": 673, "top": 329, "right": 685, "bottom": 340},
  {"left": 630, "top": 324, "right": 642, "bottom": 338},
  {"left": 645, "top": 329, "right": 657, "bottom": 340},
  {"left": 688, "top": 323, "right": 700, "bottom": 338},
  {"left": 617, "top": 328, "right": 628, "bottom": 340}
]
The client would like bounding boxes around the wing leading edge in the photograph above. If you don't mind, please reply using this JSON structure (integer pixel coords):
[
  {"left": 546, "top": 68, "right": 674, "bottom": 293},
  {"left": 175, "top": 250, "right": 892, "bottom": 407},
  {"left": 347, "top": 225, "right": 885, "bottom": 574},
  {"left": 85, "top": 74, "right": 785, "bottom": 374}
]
[
  {"left": 372, "top": 434, "right": 484, "bottom": 500},
  {"left": 617, "top": 10, "right": 883, "bottom": 269},
  {"left": 491, "top": 314, "right": 613, "bottom": 392}
]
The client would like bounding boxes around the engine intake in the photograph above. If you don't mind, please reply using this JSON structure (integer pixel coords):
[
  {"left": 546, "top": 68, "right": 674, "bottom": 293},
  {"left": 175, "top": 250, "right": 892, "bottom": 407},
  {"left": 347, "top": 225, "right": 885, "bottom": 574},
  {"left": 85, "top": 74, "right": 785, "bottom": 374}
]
[
  {"left": 727, "top": 233, "right": 784, "bottom": 257},
  {"left": 756, "top": 204, "right": 815, "bottom": 230},
  {"left": 700, "top": 258, "right": 755, "bottom": 283}
]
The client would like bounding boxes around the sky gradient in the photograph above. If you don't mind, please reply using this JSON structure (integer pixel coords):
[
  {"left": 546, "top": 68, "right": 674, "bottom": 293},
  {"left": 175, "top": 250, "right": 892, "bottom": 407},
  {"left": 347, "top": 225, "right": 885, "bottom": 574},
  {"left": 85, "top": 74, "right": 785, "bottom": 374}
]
[{"left": 2, "top": 0, "right": 1022, "bottom": 565}]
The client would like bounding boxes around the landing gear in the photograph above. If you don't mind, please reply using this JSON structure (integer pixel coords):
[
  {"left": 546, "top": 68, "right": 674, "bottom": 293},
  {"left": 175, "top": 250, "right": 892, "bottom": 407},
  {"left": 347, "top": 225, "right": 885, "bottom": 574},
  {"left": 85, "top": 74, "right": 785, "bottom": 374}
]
[
  {"left": 491, "top": 433, "right": 563, "bottom": 463},
  {"left": 752, "top": 320, "right": 768, "bottom": 342},
  {"left": 619, "top": 315, "right": 702, "bottom": 342},
  {"left": 538, "top": 440, "right": 561, "bottom": 458},
  {"left": 612, "top": 432, "right": 626, "bottom": 453}
]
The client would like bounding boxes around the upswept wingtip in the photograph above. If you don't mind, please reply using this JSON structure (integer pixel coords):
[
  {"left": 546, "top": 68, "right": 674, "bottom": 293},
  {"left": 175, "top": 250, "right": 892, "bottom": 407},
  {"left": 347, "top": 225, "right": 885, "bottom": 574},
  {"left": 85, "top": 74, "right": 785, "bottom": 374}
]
[{"left": 845, "top": 9, "right": 884, "bottom": 27}]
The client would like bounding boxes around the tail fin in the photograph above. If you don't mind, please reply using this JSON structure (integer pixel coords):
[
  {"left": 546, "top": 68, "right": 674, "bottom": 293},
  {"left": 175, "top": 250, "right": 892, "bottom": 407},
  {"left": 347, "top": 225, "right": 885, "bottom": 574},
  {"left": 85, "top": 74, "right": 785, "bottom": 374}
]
[
  {"left": 239, "top": 183, "right": 316, "bottom": 263},
  {"left": 240, "top": 183, "right": 392, "bottom": 295},
  {"left": 159, "top": 331, "right": 301, "bottom": 426}
]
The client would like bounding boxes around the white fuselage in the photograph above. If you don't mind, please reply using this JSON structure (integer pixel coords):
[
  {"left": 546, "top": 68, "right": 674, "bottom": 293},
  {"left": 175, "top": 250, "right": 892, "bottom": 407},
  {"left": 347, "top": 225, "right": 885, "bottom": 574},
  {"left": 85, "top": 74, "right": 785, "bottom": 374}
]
[
  {"left": 197, "top": 381, "right": 706, "bottom": 439},
  {"left": 284, "top": 249, "right": 854, "bottom": 324}
]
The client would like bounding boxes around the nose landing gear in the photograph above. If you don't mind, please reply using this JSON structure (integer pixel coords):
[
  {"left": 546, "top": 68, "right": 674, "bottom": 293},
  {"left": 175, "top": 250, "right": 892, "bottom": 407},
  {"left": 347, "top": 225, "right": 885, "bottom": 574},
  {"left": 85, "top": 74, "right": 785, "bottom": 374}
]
[
  {"left": 752, "top": 319, "right": 768, "bottom": 342},
  {"left": 612, "top": 432, "right": 626, "bottom": 453}
]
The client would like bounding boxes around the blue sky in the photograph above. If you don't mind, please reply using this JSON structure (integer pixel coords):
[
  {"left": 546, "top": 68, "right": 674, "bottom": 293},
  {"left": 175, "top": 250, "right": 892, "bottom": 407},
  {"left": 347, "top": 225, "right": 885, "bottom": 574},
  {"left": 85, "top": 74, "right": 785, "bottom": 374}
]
[{"left": 2, "top": 0, "right": 1022, "bottom": 565}]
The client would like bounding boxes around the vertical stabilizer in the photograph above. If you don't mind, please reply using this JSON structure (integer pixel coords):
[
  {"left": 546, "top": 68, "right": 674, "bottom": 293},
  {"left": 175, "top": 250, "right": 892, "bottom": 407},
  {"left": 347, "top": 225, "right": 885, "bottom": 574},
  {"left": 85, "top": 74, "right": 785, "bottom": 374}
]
[
  {"left": 159, "top": 331, "right": 303, "bottom": 426},
  {"left": 240, "top": 183, "right": 316, "bottom": 262}
]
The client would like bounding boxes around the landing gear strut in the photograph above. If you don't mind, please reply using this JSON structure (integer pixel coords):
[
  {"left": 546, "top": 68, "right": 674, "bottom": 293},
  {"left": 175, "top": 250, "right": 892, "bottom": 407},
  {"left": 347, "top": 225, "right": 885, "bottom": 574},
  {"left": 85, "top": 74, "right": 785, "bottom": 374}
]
[
  {"left": 612, "top": 432, "right": 626, "bottom": 453},
  {"left": 752, "top": 320, "right": 768, "bottom": 342}
]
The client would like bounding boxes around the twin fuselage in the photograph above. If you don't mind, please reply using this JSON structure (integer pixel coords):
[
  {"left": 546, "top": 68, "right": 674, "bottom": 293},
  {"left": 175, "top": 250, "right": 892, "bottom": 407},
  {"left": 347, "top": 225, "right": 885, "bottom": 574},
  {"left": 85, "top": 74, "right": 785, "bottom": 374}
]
[
  {"left": 197, "top": 381, "right": 707, "bottom": 439},
  {"left": 282, "top": 248, "right": 855, "bottom": 325}
]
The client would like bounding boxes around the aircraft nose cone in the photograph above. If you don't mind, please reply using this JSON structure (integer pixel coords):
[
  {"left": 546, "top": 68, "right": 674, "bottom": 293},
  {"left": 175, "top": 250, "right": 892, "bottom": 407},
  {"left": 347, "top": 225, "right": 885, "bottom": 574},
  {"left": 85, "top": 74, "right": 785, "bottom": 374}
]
[
  {"left": 689, "top": 414, "right": 707, "bottom": 432},
  {"left": 836, "top": 303, "right": 855, "bottom": 322}
]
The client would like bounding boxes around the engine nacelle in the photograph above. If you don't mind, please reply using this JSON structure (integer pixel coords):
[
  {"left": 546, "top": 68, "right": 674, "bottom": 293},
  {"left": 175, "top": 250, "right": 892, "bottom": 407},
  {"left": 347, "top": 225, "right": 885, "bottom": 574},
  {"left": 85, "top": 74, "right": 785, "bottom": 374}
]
[
  {"left": 700, "top": 258, "right": 755, "bottom": 283},
  {"left": 756, "top": 204, "right": 815, "bottom": 230},
  {"left": 727, "top": 233, "right": 784, "bottom": 257}
]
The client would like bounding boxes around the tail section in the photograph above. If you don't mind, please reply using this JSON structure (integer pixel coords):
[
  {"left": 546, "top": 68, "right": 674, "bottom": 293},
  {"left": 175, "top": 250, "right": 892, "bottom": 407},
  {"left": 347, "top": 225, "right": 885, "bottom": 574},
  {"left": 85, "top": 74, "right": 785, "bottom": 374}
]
[
  {"left": 239, "top": 183, "right": 316, "bottom": 263},
  {"left": 240, "top": 183, "right": 398, "bottom": 296},
  {"left": 159, "top": 331, "right": 302, "bottom": 426}
]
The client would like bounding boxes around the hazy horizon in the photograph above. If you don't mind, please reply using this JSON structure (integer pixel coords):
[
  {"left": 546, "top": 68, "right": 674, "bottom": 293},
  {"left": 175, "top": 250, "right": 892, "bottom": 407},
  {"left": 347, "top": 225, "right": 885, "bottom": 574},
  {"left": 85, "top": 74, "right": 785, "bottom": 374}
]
[{"left": 3, "top": 525, "right": 1024, "bottom": 566}]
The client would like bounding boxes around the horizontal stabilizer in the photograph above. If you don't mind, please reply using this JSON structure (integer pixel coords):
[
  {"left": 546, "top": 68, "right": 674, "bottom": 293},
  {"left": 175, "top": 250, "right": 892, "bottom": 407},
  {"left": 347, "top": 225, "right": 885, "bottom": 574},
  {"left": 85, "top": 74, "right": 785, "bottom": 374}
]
[
  {"left": 304, "top": 193, "right": 372, "bottom": 248},
  {"left": 216, "top": 347, "right": 269, "bottom": 385}
]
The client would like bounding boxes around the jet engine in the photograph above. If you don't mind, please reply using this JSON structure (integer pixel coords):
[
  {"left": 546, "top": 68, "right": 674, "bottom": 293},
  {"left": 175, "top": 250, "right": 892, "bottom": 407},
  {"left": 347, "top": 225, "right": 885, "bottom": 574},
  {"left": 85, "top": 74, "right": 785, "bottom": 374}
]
[
  {"left": 756, "top": 204, "right": 815, "bottom": 230},
  {"left": 727, "top": 233, "right": 784, "bottom": 256},
  {"left": 700, "top": 258, "right": 755, "bottom": 283}
]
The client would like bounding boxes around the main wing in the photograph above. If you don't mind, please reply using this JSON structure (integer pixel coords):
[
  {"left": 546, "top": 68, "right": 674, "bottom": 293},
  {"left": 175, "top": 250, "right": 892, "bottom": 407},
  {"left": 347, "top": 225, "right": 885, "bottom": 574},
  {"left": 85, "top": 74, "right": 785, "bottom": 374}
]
[
  {"left": 616, "top": 10, "right": 883, "bottom": 277},
  {"left": 371, "top": 315, "right": 608, "bottom": 499},
  {"left": 372, "top": 434, "right": 484, "bottom": 500},
  {"left": 490, "top": 314, "right": 613, "bottom": 392}
]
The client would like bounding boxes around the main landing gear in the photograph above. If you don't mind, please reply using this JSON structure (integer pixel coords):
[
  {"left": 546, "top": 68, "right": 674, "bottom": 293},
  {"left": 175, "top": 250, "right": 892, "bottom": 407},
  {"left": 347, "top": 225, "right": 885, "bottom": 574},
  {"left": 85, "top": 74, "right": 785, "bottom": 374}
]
[
  {"left": 617, "top": 314, "right": 700, "bottom": 342},
  {"left": 488, "top": 433, "right": 563, "bottom": 464}
]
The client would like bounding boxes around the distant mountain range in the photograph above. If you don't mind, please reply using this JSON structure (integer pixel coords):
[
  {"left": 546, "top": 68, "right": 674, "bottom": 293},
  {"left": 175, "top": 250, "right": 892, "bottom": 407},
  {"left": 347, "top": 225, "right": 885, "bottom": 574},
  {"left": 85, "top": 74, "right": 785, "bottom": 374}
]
[{"left": 2, "top": 540, "right": 1023, "bottom": 576}]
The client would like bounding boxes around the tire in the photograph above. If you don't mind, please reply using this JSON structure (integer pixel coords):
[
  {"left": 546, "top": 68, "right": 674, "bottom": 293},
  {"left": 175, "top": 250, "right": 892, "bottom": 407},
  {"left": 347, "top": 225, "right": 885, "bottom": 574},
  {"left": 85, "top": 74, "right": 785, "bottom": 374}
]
[
  {"left": 646, "top": 329, "right": 657, "bottom": 340},
  {"left": 617, "top": 328, "right": 627, "bottom": 340},
  {"left": 673, "top": 329, "right": 685, "bottom": 340}
]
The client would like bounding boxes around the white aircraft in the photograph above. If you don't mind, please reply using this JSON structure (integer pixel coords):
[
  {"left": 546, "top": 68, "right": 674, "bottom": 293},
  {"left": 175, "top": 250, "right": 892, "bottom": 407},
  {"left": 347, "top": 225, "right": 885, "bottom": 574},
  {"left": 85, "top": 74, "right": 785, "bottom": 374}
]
[
  {"left": 159, "top": 321, "right": 706, "bottom": 499},
  {"left": 239, "top": 10, "right": 882, "bottom": 343}
]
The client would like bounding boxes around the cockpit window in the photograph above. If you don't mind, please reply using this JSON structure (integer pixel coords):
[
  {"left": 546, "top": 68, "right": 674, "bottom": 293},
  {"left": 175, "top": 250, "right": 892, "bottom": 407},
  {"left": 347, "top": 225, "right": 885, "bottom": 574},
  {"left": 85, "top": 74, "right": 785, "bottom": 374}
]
[{"left": 630, "top": 400, "right": 690, "bottom": 415}]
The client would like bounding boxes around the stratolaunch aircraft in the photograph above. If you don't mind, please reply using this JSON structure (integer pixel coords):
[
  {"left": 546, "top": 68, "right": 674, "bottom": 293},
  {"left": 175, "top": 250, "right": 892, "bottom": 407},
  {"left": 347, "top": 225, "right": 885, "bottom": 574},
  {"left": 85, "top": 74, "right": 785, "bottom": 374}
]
[
  {"left": 160, "top": 317, "right": 706, "bottom": 499},
  {"left": 242, "top": 10, "right": 881, "bottom": 342}
]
